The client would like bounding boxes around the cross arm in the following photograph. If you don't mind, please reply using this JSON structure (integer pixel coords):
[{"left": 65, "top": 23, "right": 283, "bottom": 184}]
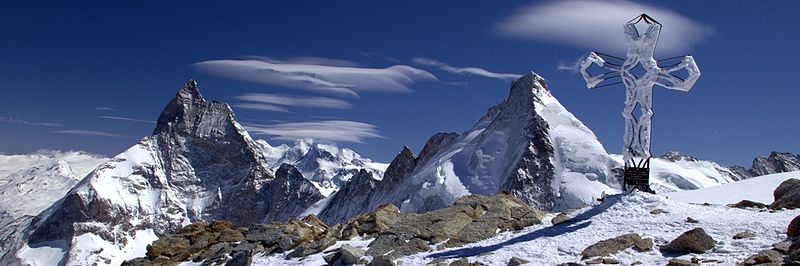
[
  {"left": 655, "top": 55, "right": 700, "bottom": 92},
  {"left": 580, "top": 52, "right": 622, "bottom": 89}
]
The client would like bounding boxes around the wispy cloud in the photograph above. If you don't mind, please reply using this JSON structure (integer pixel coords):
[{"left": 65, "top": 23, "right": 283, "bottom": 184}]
[
  {"left": 99, "top": 115, "right": 155, "bottom": 124},
  {"left": 53, "top": 130, "right": 129, "bottom": 138},
  {"left": 95, "top": 106, "right": 116, "bottom": 111},
  {"left": 234, "top": 93, "right": 352, "bottom": 113},
  {"left": 557, "top": 56, "right": 585, "bottom": 73},
  {"left": 0, "top": 116, "right": 62, "bottom": 127},
  {"left": 244, "top": 120, "right": 383, "bottom": 143},
  {"left": 193, "top": 57, "right": 437, "bottom": 97},
  {"left": 412, "top": 58, "right": 521, "bottom": 82},
  {"left": 494, "top": 0, "right": 714, "bottom": 55}
]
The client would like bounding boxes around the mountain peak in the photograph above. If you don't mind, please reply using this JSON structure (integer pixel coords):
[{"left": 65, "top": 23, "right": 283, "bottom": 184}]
[
  {"left": 177, "top": 79, "right": 203, "bottom": 101},
  {"left": 153, "top": 80, "right": 234, "bottom": 136},
  {"left": 509, "top": 71, "right": 548, "bottom": 98}
]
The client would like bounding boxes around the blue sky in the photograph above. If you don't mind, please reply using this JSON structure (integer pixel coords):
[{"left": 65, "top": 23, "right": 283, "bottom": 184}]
[{"left": 1, "top": 1, "right": 798, "bottom": 166}]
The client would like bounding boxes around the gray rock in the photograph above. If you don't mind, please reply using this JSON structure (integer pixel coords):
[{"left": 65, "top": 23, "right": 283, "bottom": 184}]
[
  {"left": 581, "top": 233, "right": 641, "bottom": 259},
  {"left": 225, "top": 250, "right": 253, "bottom": 266},
  {"left": 666, "top": 258, "right": 698, "bottom": 266},
  {"left": 368, "top": 255, "right": 397, "bottom": 266},
  {"left": 742, "top": 249, "right": 783, "bottom": 265},
  {"left": 366, "top": 235, "right": 431, "bottom": 257},
  {"left": 771, "top": 178, "right": 800, "bottom": 210},
  {"left": 733, "top": 231, "right": 755, "bottom": 239},
  {"left": 508, "top": 256, "right": 530, "bottom": 265},
  {"left": 551, "top": 213, "right": 570, "bottom": 225},
  {"left": 339, "top": 244, "right": 366, "bottom": 265},
  {"left": 773, "top": 240, "right": 792, "bottom": 254},
  {"left": 686, "top": 217, "right": 700, "bottom": 223},
  {"left": 661, "top": 228, "right": 716, "bottom": 254},
  {"left": 633, "top": 238, "right": 653, "bottom": 252},
  {"left": 727, "top": 200, "right": 768, "bottom": 209},
  {"left": 649, "top": 209, "right": 668, "bottom": 215},
  {"left": 324, "top": 251, "right": 342, "bottom": 265}
]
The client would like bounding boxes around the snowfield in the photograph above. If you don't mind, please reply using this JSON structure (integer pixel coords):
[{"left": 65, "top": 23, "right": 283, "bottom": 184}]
[{"left": 255, "top": 171, "right": 799, "bottom": 265}]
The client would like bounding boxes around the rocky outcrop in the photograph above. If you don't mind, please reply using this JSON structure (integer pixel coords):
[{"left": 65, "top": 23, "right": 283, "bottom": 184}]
[
  {"left": 125, "top": 193, "right": 542, "bottom": 265},
  {"left": 581, "top": 233, "right": 652, "bottom": 259},
  {"left": 728, "top": 200, "right": 769, "bottom": 209},
  {"left": 788, "top": 215, "right": 800, "bottom": 238},
  {"left": 661, "top": 228, "right": 716, "bottom": 254},
  {"left": 732, "top": 151, "right": 800, "bottom": 179},
  {"left": 771, "top": 178, "right": 800, "bottom": 210}
]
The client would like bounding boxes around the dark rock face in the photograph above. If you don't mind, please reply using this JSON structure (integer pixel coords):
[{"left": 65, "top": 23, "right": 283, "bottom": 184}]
[
  {"left": 771, "top": 178, "right": 800, "bottom": 210},
  {"left": 661, "top": 228, "right": 716, "bottom": 254},
  {"left": 742, "top": 249, "right": 783, "bottom": 265},
  {"left": 416, "top": 132, "right": 460, "bottom": 167},
  {"left": 265, "top": 164, "right": 324, "bottom": 222},
  {"left": 732, "top": 151, "right": 800, "bottom": 179},
  {"left": 318, "top": 170, "right": 377, "bottom": 224}
]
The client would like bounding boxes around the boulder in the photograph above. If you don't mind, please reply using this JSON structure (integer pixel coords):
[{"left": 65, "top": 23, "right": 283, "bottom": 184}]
[
  {"left": 686, "top": 217, "right": 700, "bottom": 223},
  {"left": 368, "top": 255, "right": 397, "bottom": 266},
  {"left": 742, "top": 249, "right": 783, "bottom": 265},
  {"left": 661, "top": 228, "right": 716, "bottom": 254},
  {"left": 771, "top": 178, "right": 800, "bottom": 210},
  {"left": 727, "top": 200, "right": 768, "bottom": 209},
  {"left": 789, "top": 215, "right": 800, "bottom": 238},
  {"left": 551, "top": 212, "right": 570, "bottom": 225},
  {"left": 226, "top": 250, "right": 253, "bottom": 266},
  {"left": 649, "top": 209, "right": 668, "bottom": 215},
  {"left": 581, "top": 233, "right": 641, "bottom": 259},
  {"left": 508, "top": 257, "right": 530, "bottom": 265},
  {"left": 733, "top": 231, "right": 756, "bottom": 239},
  {"left": 633, "top": 238, "right": 653, "bottom": 252},
  {"left": 218, "top": 228, "right": 244, "bottom": 242},
  {"left": 339, "top": 244, "right": 366, "bottom": 265},
  {"left": 666, "top": 258, "right": 698, "bottom": 266},
  {"left": 146, "top": 236, "right": 191, "bottom": 260},
  {"left": 366, "top": 234, "right": 431, "bottom": 257}
]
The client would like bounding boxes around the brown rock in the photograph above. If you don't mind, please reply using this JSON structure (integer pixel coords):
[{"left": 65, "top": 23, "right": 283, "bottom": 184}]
[
  {"left": 508, "top": 256, "right": 530, "bottom": 265},
  {"left": 581, "top": 233, "right": 641, "bottom": 259},
  {"left": 789, "top": 215, "right": 800, "bottom": 238},
  {"left": 146, "top": 236, "right": 191, "bottom": 260},
  {"left": 649, "top": 209, "right": 668, "bottom": 215},
  {"left": 551, "top": 212, "right": 570, "bottom": 225},
  {"left": 771, "top": 178, "right": 800, "bottom": 210},
  {"left": 743, "top": 249, "right": 783, "bottom": 265},
  {"left": 727, "top": 200, "right": 768, "bottom": 209},
  {"left": 661, "top": 228, "right": 716, "bottom": 254},
  {"left": 368, "top": 255, "right": 397, "bottom": 266},
  {"left": 218, "top": 228, "right": 244, "bottom": 242},
  {"left": 666, "top": 258, "right": 698, "bottom": 266},
  {"left": 733, "top": 231, "right": 755, "bottom": 239},
  {"left": 210, "top": 220, "right": 233, "bottom": 232},
  {"left": 633, "top": 238, "right": 653, "bottom": 252}
]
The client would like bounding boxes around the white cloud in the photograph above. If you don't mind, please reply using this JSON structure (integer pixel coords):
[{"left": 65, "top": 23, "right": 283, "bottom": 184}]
[
  {"left": 234, "top": 103, "right": 290, "bottom": 113},
  {"left": 495, "top": 0, "right": 714, "bottom": 55},
  {"left": 412, "top": 58, "right": 521, "bottom": 82},
  {"left": 234, "top": 93, "right": 352, "bottom": 112},
  {"left": 53, "top": 130, "right": 129, "bottom": 138},
  {"left": 193, "top": 57, "right": 437, "bottom": 97},
  {"left": 95, "top": 106, "right": 116, "bottom": 111},
  {"left": 244, "top": 120, "right": 383, "bottom": 143},
  {"left": 99, "top": 115, "right": 155, "bottom": 124},
  {"left": 557, "top": 56, "right": 585, "bottom": 72},
  {"left": 0, "top": 117, "right": 62, "bottom": 127}
]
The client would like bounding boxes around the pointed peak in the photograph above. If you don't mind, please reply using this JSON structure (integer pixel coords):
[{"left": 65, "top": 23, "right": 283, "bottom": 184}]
[
  {"left": 508, "top": 72, "right": 548, "bottom": 101},
  {"left": 176, "top": 79, "right": 203, "bottom": 101},
  {"left": 399, "top": 146, "right": 416, "bottom": 158}
]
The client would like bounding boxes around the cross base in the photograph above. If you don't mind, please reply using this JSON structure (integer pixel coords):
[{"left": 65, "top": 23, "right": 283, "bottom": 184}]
[{"left": 623, "top": 164, "right": 654, "bottom": 193}]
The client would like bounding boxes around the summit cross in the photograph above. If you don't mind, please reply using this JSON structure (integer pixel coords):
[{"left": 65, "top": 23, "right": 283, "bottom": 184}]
[{"left": 579, "top": 13, "right": 701, "bottom": 192}]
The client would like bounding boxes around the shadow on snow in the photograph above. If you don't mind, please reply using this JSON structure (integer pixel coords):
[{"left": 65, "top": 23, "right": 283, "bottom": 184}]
[{"left": 427, "top": 193, "right": 627, "bottom": 260}]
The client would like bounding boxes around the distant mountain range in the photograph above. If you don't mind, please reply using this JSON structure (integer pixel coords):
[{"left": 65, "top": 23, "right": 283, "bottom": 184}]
[{"left": 1, "top": 76, "right": 797, "bottom": 265}]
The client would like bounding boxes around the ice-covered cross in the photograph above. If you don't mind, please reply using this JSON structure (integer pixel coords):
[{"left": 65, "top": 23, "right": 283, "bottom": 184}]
[{"left": 580, "top": 13, "right": 700, "bottom": 168}]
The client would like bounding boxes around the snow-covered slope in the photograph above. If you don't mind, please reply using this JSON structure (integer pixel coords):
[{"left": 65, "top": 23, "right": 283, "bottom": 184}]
[
  {"left": 320, "top": 72, "right": 737, "bottom": 224},
  {"left": 260, "top": 172, "right": 800, "bottom": 265},
  {"left": 667, "top": 171, "right": 800, "bottom": 205},
  {"left": 0, "top": 151, "right": 107, "bottom": 263}
]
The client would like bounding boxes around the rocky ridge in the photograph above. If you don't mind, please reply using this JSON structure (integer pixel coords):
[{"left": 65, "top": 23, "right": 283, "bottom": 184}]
[
  {"left": 123, "top": 192, "right": 543, "bottom": 265},
  {"left": 731, "top": 151, "right": 800, "bottom": 179}
]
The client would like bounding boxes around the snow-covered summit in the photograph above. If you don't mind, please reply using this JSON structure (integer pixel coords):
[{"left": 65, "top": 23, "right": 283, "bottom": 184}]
[
  {"left": 319, "top": 72, "right": 745, "bottom": 224},
  {"left": 13, "top": 81, "right": 324, "bottom": 265}
]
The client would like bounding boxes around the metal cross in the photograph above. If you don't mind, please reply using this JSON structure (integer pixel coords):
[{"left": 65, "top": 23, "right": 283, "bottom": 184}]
[{"left": 580, "top": 13, "right": 700, "bottom": 169}]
